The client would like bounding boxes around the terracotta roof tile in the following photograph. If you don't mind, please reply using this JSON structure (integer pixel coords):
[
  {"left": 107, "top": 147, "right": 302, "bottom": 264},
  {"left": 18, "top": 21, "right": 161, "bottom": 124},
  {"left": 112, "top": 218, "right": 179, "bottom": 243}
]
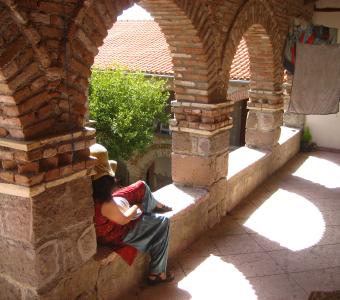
[{"left": 94, "top": 20, "right": 250, "bottom": 80}]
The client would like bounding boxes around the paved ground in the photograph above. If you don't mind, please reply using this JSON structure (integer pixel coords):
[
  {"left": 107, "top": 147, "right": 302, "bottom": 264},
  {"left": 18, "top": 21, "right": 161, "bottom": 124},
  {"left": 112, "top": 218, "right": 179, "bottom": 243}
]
[{"left": 127, "top": 151, "right": 340, "bottom": 300}]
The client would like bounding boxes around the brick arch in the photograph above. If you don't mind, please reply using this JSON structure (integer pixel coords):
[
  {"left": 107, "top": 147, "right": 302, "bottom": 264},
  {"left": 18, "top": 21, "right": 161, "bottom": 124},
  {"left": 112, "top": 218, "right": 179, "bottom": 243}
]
[
  {"left": 125, "top": 143, "right": 171, "bottom": 183},
  {"left": 0, "top": 3, "right": 51, "bottom": 140},
  {"left": 222, "top": 0, "right": 284, "bottom": 92},
  {"left": 65, "top": 0, "right": 218, "bottom": 129}
]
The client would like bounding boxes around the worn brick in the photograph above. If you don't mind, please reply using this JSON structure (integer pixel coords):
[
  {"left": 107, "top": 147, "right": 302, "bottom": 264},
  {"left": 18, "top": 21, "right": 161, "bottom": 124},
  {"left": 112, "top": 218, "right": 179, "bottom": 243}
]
[
  {"left": 18, "top": 161, "right": 40, "bottom": 174},
  {"left": 45, "top": 168, "right": 60, "bottom": 181},
  {"left": 15, "top": 173, "right": 44, "bottom": 186}
]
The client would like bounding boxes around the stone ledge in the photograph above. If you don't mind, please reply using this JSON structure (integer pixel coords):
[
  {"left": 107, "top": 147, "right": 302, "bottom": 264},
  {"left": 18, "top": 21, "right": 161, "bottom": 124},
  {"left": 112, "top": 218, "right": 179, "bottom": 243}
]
[
  {"left": 226, "top": 126, "right": 301, "bottom": 211},
  {"left": 170, "top": 124, "right": 232, "bottom": 136},
  {"left": 92, "top": 184, "right": 209, "bottom": 294},
  {"left": 0, "top": 127, "right": 96, "bottom": 151},
  {"left": 0, "top": 169, "right": 95, "bottom": 197}
]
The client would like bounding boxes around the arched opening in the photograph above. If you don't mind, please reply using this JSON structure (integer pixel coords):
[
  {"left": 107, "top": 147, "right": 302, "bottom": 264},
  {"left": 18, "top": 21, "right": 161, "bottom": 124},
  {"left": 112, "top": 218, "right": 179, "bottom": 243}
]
[
  {"left": 228, "top": 38, "right": 250, "bottom": 150},
  {"left": 222, "top": 0, "right": 284, "bottom": 150},
  {"left": 146, "top": 156, "right": 172, "bottom": 191}
]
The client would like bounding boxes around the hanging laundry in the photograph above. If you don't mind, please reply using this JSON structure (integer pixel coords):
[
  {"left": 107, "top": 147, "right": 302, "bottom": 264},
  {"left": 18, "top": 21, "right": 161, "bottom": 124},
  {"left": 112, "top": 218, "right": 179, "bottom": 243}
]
[
  {"left": 289, "top": 43, "right": 340, "bottom": 115},
  {"left": 283, "top": 19, "right": 337, "bottom": 74}
]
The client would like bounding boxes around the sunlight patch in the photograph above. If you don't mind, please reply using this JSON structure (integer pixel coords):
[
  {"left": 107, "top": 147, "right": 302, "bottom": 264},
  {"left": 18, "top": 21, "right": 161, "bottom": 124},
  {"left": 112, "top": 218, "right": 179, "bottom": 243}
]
[
  {"left": 118, "top": 4, "right": 153, "bottom": 20},
  {"left": 178, "top": 255, "right": 257, "bottom": 299},
  {"left": 292, "top": 156, "right": 340, "bottom": 188},
  {"left": 244, "top": 189, "right": 325, "bottom": 251}
]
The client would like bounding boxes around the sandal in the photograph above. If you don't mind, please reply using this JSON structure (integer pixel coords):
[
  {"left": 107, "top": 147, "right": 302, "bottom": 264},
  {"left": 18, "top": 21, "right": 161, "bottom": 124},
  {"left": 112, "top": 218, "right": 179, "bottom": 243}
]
[
  {"left": 153, "top": 204, "right": 173, "bottom": 213},
  {"left": 147, "top": 271, "right": 175, "bottom": 286}
]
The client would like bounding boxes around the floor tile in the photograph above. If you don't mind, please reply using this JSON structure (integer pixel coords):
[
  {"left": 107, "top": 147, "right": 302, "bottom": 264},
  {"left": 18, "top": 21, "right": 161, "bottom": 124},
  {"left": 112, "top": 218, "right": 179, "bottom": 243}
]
[
  {"left": 289, "top": 267, "right": 340, "bottom": 293},
  {"left": 206, "top": 216, "right": 247, "bottom": 236},
  {"left": 212, "top": 234, "right": 264, "bottom": 255},
  {"left": 178, "top": 235, "right": 221, "bottom": 258},
  {"left": 268, "top": 247, "right": 333, "bottom": 273},
  {"left": 220, "top": 252, "right": 285, "bottom": 278},
  {"left": 250, "top": 274, "right": 308, "bottom": 300}
]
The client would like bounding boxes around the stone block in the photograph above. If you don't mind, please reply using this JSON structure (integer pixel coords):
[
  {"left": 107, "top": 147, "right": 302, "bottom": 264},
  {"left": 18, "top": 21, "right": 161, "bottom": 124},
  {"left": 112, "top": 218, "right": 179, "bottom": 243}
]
[
  {"left": 198, "top": 130, "right": 229, "bottom": 156},
  {"left": 77, "top": 225, "right": 97, "bottom": 262},
  {"left": 32, "top": 177, "right": 93, "bottom": 242},
  {"left": 0, "top": 194, "right": 31, "bottom": 241},
  {"left": 0, "top": 274, "right": 22, "bottom": 300},
  {"left": 39, "top": 260, "right": 99, "bottom": 300},
  {"left": 172, "top": 153, "right": 214, "bottom": 187},
  {"left": 0, "top": 238, "right": 57, "bottom": 289},
  {"left": 60, "top": 221, "right": 95, "bottom": 273},
  {"left": 246, "top": 127, "right": 281, "bottom": 149},
  {"left": 246, "top": 110, "right": 282, "bottom": 131},
  {"left": 96, "top": 254, "right": 149, "bottom": 300},
  {"left": 172, "top": 132, "right": 196, "bottom": 154}
]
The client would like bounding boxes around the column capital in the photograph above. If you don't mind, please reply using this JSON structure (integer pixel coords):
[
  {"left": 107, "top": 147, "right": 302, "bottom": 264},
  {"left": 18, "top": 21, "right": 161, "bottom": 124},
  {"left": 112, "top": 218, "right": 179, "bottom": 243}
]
[
  {"left": 170, "top": 100, "right": 233, "bottom": 136},
  {"left": 0, "top": 127, "right": 96, "bottom": 196}
]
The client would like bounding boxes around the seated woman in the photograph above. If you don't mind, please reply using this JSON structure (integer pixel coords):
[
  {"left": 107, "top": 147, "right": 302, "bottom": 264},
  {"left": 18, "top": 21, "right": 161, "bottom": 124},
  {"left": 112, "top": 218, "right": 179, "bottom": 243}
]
[{"left": 90, "top": 144, "right": 174, "bottom": 285}]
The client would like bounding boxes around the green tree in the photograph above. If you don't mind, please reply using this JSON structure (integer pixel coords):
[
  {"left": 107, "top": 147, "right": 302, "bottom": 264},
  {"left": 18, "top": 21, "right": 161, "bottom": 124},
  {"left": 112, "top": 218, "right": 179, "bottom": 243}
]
[{"left": 89, "top": 68, "right": 169, "bottom": 160}]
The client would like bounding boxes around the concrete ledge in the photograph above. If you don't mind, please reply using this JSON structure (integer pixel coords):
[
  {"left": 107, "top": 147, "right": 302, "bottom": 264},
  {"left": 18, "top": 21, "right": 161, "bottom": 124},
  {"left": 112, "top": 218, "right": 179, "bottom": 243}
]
[
  {"left": 226, "top": 126, "right": 301, "bottom": 211},
  {"left": 92, "top": 184, "right": 209, "bottom": 299}
]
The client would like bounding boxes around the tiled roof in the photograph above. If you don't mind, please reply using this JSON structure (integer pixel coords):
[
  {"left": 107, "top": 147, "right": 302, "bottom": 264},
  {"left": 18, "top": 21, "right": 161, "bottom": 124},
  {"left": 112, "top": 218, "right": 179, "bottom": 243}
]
[
  {"left": 94, "top": 20, "right": 250, "bottom": 80},
  {"left": 229, "top": 38, "right": 250, "bottom": 81}
]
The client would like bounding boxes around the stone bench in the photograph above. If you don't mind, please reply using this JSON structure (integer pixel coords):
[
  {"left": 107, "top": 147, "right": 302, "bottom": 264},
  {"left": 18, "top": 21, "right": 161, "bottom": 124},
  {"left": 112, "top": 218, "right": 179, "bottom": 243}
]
[{"left": 92, "top": 184, "right": 209, "bottom": 299}]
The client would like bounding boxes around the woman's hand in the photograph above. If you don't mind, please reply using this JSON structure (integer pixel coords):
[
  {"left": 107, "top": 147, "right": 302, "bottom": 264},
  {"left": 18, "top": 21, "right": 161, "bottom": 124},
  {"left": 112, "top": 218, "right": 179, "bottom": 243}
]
[{"left": 101, "top": 202, "right": 138, "bottom": 225}]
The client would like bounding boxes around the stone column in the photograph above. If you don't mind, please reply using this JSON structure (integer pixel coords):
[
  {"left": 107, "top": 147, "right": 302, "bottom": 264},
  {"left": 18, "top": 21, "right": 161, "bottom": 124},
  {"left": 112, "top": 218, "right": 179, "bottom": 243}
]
[
  {"left": 245, "top": 89, "right": 284, "bottom": 149},
  {"left": 0, "top": 127, "right": 98, "bottom": 298},
  {"left": 283, "top": 73, "right": 305, "bottom": 128},
  {"left": 170, "top": 100, "right": 233, "bottom": 227}
]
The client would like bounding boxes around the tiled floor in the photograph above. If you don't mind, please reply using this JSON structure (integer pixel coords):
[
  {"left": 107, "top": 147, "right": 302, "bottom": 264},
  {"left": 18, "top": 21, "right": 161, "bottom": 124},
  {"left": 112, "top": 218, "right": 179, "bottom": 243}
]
[{"left": 127, "top": 151, "right": 340, "bottom": 300}]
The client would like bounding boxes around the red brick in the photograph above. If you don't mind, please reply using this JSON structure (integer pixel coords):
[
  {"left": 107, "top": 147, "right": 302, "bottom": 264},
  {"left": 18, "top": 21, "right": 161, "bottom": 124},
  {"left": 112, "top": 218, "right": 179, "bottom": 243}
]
[
  {"left": 18, "top": 161, "right": 40, "bottom": 174},
  {"left": 50, "top": 15, "right": 64, "bottom": 27},
  {"left": 15, "top": 173, "right": 44, "bottom": 186},
  {"left": 45, "top": 168, "right": 60, "bottom": 181},
  {"left": 73, "top": 140, "right": 85, "bottom": 151},
  {"left": 0, "top": 36, "right": 25, "bottom": 67},
  {"left": 0, "top": 127, "right": 9, "bottom": 137},
  {"left": 58, "top": 143, "right": 72, "bottom": 153},
  {"left": 85, "top": 138, "right": 96, "bottom": 147},
  {"left": 60, "top": 164, "right": 73, "bottom": 177},
  {"left": 2, "top": 160, "right": 17, "bottom": 170},
  {"left": 73, "top": 160, "right": 85, "bottom": 172},
  {"left": 40, "top": 156, "right": 58, "bottom": 170},
  {"left": 31, "top": 12, "right": 50, "bottom": 25},
  {"left": 38, "top": 2, "right": 64, "bottom": 14},
  {"left": 187, "top": 115, "right": 200, "bottom": 122},
  {"left": 0, "top": 171, "right": 15, "bottom": 183},
  {"left": 59, "top": 152, "right": 73, "bottom": 165}
]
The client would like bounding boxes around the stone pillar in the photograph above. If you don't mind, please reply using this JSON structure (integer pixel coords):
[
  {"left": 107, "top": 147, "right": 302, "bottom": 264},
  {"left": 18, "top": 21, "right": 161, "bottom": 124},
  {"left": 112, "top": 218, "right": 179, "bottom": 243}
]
[
  {"left": 245, "top": 89, "right": 284, "bottom": 149},
  {"left": 283, "top": 73, "right": 305, "bottom": 128},
  {"left": 0, "top": 127, "right": 98, "bottom": 298},
  {"left": 170, "top": 100, "right": 232, "bottom": 226}
]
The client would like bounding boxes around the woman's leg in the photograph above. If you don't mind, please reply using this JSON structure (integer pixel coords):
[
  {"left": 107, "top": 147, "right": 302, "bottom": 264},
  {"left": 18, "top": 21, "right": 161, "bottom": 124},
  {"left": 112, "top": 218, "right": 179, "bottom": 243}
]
[
  {"left": 141, "top": 181, "right": 158, "bottom": 213},
  {"left": 122, "top": 214, "right": 170, "bottom": 274}
]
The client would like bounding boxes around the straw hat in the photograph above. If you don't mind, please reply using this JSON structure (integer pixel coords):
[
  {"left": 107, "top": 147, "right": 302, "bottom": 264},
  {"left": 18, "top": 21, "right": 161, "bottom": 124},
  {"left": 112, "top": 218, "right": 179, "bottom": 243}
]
[{"left": 89, "top": 143, "right": 117, "bottom": 180}]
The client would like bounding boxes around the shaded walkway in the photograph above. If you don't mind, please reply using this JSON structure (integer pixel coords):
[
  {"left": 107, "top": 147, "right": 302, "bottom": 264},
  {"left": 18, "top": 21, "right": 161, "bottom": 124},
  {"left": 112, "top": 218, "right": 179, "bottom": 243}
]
[{"left": 127, "top": 151, "right": 340, "bottom": 299}]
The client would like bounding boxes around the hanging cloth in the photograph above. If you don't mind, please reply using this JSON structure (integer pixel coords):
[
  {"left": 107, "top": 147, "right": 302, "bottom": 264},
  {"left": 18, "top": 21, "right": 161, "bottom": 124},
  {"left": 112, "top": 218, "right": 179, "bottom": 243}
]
[
  {"left": 283, "top": 19, "right": 338, "bottom": 74},
  {"left": 288, "top": 43, "right": 340, "bottom": 115}
]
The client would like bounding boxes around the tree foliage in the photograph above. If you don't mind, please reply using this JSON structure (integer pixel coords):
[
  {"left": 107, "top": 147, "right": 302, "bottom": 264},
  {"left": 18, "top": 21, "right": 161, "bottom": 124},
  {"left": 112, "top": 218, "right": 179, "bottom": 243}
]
[{"left": 89, "top": 68, "right": 169, "bottom": 160}]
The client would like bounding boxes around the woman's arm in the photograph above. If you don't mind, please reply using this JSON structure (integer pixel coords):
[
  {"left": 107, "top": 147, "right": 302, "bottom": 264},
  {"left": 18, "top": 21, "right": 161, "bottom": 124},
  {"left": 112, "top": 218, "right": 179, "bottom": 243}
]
[{"left": 101, "top": 202, "right": 138, "bottom": 225}]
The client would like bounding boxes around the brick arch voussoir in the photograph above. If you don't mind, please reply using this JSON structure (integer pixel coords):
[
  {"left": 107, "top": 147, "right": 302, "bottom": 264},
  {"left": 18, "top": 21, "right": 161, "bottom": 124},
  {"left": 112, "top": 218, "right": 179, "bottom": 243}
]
[
  {"left": 0, "top": 3, "right": 54, "bottom": 140},
  {"left": 222, "top": 0, "right": 284, "bottom": 92}
]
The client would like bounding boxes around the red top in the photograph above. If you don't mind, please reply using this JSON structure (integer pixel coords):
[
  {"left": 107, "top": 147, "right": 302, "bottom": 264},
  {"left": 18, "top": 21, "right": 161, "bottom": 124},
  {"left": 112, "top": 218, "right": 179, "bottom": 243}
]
[{"left": 94, "top": 180, "right": 146, "bottom": 264}]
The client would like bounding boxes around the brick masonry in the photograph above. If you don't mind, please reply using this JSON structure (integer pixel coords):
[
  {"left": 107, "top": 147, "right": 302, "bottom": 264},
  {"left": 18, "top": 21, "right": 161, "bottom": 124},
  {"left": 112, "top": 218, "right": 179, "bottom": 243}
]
[{"left": 0, "top": 0, "right": 313, "bottom": 298}]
